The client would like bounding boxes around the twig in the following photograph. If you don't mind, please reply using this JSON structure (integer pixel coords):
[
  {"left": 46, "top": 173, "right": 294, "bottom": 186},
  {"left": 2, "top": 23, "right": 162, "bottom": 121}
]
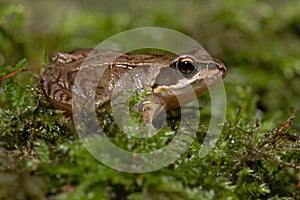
[{"left": 0, "top": 68, "right": 39, "bottom": 81}]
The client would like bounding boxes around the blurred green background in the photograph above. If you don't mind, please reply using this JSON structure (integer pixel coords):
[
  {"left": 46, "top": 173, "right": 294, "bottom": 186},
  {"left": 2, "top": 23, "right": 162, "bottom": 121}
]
[
  {"left": 1, "top": 0, "right": 300, "bottom": 121},
  {"left": 0, "top": 0, "right": 299, "bottom": 199}
]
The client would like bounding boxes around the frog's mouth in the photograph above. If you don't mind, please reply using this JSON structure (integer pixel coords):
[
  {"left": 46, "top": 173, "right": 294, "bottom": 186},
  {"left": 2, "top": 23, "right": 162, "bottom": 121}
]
[
  {"left": 153, "top": 69, "right": 224, "bottom": 94},
  {"left": 152, "top": 69, "right": 225, "bottom": 110}
]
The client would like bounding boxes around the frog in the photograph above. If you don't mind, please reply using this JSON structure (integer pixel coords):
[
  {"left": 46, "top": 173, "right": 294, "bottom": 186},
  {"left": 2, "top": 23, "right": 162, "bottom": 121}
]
[{"left": 41, "top": 48, "right": 226, "bottom": 127}]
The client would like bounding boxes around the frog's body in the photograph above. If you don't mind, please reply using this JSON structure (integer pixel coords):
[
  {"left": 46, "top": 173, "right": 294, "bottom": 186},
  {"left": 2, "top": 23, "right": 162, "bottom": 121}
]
[{"left": 41, "top": 48, "right": 226, "bottom": 124}]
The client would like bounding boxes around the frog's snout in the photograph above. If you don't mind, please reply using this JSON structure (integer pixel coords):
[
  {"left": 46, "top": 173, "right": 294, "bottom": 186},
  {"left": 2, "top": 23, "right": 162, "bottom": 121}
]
[{"left": 213, "top": 58, "right": 226, "bottom": 78}]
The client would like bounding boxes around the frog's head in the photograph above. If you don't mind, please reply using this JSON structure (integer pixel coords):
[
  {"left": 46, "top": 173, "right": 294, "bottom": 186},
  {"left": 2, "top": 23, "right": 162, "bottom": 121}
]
[{"left": 153, "top": 48, "right": 226, "bottom": 110}]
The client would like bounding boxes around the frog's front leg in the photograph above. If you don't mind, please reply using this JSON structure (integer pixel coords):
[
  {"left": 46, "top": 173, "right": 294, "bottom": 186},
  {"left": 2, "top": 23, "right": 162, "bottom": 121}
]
[{"left": 142, "top": 96, "right": 167, "bottom": 133}]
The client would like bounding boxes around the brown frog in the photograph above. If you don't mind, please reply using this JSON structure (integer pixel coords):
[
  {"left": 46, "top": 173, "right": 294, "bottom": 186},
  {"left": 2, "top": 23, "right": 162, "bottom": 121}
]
[{"left": 41, "top": 48, "right": 226, "bottom": 125}]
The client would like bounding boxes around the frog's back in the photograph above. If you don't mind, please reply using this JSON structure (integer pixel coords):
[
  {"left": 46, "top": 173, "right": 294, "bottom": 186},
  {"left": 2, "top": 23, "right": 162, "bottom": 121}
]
[{"left": 41, "top": 49, "right": 176, "bottom": 114}]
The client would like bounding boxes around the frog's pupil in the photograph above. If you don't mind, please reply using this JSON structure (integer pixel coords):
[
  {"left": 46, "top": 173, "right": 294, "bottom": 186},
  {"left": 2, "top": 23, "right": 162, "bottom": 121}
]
[{"left": 178, "top": 59, "right": 196, "bottom": 74}]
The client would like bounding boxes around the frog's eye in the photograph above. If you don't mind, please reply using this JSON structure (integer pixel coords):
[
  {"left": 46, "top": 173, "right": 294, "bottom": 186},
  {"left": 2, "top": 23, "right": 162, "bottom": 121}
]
[{"left": 176, "top": 57, "right": 197, "bottom": 75}]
